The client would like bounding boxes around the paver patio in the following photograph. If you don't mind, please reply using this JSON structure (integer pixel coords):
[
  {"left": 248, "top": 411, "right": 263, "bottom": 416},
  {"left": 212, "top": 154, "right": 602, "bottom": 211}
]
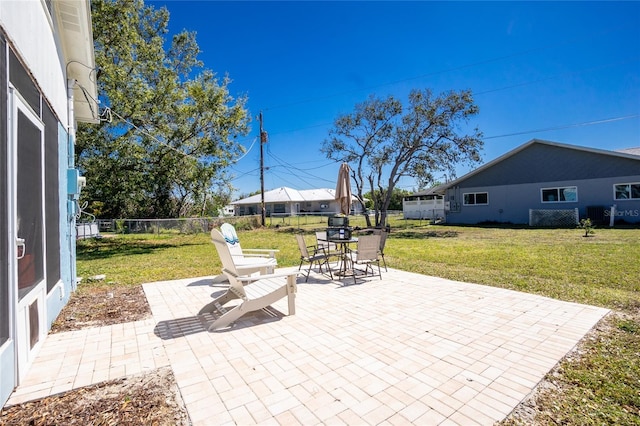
[{"left": 8, "top": 267, "right": 609, "bottom": 425}]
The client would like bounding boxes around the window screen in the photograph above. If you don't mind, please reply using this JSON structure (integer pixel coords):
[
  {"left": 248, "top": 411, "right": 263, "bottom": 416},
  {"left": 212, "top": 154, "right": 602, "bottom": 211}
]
[
  {"left": 463, "top": 192, "right": 488, "bottom": 205},
  {"left": 614, "top": 183, "right": 640, "bottom": 200},
  {"left": 0, "top": 35, "right": 8, "bottom": 346},
  {"left": 542, "top": 186, "right": 578, "bottom": 203},
  {"left": 44, "top": 104, "right": 60, "bottom": 293},
  {"left": 17, "top": 111, "right": 44, "bottom": 299}
]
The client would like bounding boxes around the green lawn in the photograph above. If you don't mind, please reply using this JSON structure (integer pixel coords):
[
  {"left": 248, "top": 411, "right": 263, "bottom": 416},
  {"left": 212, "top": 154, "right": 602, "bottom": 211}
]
[{"left": 76, "top": 224, "right": 640, "bottom": 424}]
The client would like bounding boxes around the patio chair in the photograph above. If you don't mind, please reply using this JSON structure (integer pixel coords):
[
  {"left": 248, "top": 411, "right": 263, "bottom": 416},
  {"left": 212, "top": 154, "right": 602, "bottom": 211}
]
[
  {"left": 371, "top": 228, "right": 388, "bottom": 272},
  {"left": 296, "top": 234, "right": 336, "bottom": 282},
  {"left": 350, "top": 234, "right": 382, "bottom": 285},
  {"left": 201, "top": 229, "right": 298, "bottom": 331},
  {"left": 216, "top": 223, "right": 278, "bottom": 276},
  {"left": 315, "top": 231, "right": 338, "bottom": 255}
]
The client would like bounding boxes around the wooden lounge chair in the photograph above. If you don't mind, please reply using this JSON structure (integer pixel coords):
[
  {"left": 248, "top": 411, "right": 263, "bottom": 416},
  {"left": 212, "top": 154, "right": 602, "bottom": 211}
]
[
  {"left": 201, "top": 229, "right": 298, "bottom": 331},
  {"left": 212, "top": 224, "right": 278, "bottom": 279}
]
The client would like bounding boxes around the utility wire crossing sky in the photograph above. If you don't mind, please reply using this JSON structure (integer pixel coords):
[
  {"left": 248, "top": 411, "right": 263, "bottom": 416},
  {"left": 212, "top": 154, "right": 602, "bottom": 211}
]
[{"left": 152, "top": 1, "right": 640, "bottom": 198}]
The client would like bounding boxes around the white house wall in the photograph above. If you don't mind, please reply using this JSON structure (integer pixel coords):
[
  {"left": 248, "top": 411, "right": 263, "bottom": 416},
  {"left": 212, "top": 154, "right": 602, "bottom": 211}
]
[
  {"left": 0, "top": 0, "right": 69, "bottom": 126},
  {"left": 0, "top": 0, "right": 93, "bottom": 408},
  {"left": 47, "top": 122, "right": 73, "bottom": 327}
]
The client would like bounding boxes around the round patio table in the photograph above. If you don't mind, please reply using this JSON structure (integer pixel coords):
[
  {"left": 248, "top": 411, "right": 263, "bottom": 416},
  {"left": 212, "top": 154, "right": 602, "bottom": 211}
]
[{"left": 325, "top": 237, "right": 358, "bottom": 278}]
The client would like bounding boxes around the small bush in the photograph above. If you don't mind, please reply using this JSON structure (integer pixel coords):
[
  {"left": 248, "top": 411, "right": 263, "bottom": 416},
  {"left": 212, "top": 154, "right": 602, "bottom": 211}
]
[{"left": 578, "top": 218, "right": 595, "bottom": 237}]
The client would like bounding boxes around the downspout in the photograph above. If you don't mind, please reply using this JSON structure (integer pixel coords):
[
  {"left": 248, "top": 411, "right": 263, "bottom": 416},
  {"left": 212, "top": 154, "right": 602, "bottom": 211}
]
[
  {"left": 67, "top": 78, "right": 78, "bottom": 291},
  {"left": 610, "top": 204, "right": 616, "bottom": 227}
]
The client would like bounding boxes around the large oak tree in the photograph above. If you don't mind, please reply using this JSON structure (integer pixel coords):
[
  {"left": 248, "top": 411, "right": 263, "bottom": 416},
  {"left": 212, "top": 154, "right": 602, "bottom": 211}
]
[
  {"left": 76, "top": 0, "right": 250, "bottom": 218},
  {"left": 322, "top": 89, "right": 483, "bottom": 227}
]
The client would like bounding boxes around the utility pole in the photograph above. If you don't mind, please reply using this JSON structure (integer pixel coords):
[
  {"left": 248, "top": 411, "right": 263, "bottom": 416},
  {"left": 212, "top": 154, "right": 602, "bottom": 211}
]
[{"left": 259, "top": 111, "right": 267, "bottom": 226}]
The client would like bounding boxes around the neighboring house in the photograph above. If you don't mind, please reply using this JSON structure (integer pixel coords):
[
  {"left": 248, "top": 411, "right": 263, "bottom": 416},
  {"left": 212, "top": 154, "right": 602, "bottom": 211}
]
[
  {"left": 1, "top": 1, "right": 98, "bottom": 407},
  {"left": 430, "top": 139, "right": 640, "bottom": 225},
  {"left": 219, "top": 205, "right": 235, "bottom": 217},
  {"left": 232, "top": 187, "right": 362, "bottom": 216}
]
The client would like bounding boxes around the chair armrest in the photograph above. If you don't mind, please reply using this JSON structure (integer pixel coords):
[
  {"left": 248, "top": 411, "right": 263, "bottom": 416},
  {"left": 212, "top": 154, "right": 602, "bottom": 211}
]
[
  {"left": 223, "top": 268, "right": 299, "bottom": 282},
  {"left": 243, "top": 248, "right": 279, "bottom": 257}
]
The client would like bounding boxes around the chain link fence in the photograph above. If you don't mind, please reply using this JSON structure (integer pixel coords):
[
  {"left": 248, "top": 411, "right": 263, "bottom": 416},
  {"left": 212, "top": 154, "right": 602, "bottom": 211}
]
[
  {"left": 95, "top": 216, "right": 262, "bottom": 235},
  {"left": 90, "top": 211, "right": 407, "bottom": 235},
  {"left": 529, "top": 208, "right": 579, "bottom": 227}
]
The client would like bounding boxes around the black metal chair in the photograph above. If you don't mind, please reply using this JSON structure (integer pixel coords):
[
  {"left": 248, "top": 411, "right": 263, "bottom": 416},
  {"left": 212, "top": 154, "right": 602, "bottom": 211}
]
[{"left": 295, "top": 234, "right": 335, "bottom": 282}]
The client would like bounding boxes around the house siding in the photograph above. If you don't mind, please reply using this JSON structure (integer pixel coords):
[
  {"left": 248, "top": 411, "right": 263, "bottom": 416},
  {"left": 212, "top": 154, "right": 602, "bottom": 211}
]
[
  {"left": 47, "top": 122, "right": 73, "bottom": 329},
  {"left": 441, "top": 141, "right": 640, "bottom": 225},
  {"left": 0, "top": 0, "right": 69, "bottom": 126},
  {"left": 446, "top": 176, "right": 640, "bottom": 224},
  {"left": 461, "top": 143, "right": 640, "bottom": 187},
  {"left": 0, "top": 0, "right": 94, "bottom": 407}
]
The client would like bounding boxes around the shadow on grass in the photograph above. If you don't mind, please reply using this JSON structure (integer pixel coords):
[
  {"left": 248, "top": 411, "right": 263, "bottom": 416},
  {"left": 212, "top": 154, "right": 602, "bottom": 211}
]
[
  {"left": 392, "top": 230, "right": 459, "bottom": 239},
  {"left": 77, "top": 238, "right": 202, "bottom": 261}
]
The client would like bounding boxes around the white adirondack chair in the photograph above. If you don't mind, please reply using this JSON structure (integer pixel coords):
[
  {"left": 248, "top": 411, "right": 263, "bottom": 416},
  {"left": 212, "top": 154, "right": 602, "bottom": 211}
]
[{"left": 201, "top": 229, "right": 298, "bottom": 331}]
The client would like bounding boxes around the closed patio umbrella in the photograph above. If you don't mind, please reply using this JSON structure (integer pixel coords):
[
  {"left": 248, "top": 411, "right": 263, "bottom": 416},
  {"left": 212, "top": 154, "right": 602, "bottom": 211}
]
[{"left": 335, "top": 163, "right": 352, "bottom": 215}]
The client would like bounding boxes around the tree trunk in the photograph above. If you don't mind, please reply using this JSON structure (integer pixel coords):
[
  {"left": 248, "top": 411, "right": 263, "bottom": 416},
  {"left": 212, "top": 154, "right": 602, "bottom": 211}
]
[{"left": 363, "top": 211, "right": 372, "bottom": 227}]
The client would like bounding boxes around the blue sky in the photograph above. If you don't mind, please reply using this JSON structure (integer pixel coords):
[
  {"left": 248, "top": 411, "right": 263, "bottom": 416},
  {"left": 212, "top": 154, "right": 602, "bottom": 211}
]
[{"left": 150, "top": 1, "right": 640, "bottom": 198}]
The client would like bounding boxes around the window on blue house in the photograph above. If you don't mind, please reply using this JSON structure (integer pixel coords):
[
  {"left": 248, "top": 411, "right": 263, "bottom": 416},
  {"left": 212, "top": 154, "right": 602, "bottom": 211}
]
[
  {"left": 614, "top": 183, "right": 640, "bottom": 200},
  {"left": 541, "top": 186, "right": 577, "bottom": 203},
  {"left": 463, "top": 192, "right": 488, "bottom": 205}
]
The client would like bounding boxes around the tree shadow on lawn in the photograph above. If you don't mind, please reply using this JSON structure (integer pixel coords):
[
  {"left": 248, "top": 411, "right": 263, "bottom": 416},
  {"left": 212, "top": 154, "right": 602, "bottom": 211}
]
[
  {"left": 392, "top": 230, "right": 459, "bottom": 239},
  {"left": 77, "top": 238, "right": 203, "bottom": 261}
]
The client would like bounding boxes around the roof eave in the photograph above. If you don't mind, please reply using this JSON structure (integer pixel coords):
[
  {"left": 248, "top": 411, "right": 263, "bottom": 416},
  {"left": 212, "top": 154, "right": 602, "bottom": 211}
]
[
  {"left": 55, "top": 0, "right": 99, "bottom": 124},
  {"left": 436, "top": 138, "right": 640, "bottom": 192}
]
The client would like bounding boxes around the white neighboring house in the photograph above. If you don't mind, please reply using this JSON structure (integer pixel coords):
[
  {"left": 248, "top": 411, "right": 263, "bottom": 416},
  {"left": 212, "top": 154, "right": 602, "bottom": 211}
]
[
  {"left": 0, "top": 0, "right": 98, "bottom": 407},
  {"left": 219, "top": 205, "right": 235, "bottom": 217},
  {"left": 232, "top": 187, "right": 362, "bottom": 216}
]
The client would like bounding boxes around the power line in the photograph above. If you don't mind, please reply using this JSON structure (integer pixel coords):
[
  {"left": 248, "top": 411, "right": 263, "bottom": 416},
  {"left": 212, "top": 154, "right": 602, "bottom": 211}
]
[
  {"left": 266, "top": 151, "right": 335, "bottom": 184},
  {"left": 249, "top": 58, "right": 639, "bottom": 143},
  {"left": 475, "top": 57, "right": 640, "bottom": 97},
  {"left": 263, "top": 25, "right": 636, "bottom": 112},
  {"left": 244, "top": 113, "right": 639, "bottom": 192},
  {"left": 483, "top": 114, "right": 639, "bottom": 140}
]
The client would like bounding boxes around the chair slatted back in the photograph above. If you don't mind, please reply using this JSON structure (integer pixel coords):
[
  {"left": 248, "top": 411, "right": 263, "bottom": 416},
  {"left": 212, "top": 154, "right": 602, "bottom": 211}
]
[
  {"left": 372, "top": 229, "right": 388, "bottom": 252},
  {"left": 378, "top": 230, "right": 388, "bottom": 252},
  {"left": 296, "top": 234, "right": 311, "bottom": 259},
  {"left": 355, "top": 234, "right": 381, "bottom": 261},
  {"left": 211, "top": 229, "right": 243, "bottom": 282},
  {"left": 220, "top": 223, "right": 244, "bottom": 257}
]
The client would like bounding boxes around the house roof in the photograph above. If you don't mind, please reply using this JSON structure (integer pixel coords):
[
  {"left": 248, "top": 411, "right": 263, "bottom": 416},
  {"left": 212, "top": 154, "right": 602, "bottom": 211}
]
[
  {"left": 433, "top": 139, "right": 640, "bottom": 193},
  {"left": 617, "top": 147, "right": 640, "bottom": 157},
  {"left": 232, "top": 187, "right": 350, "bottom": 205},
  {"left": 299, "top": 188, "right": 337, "bottom": 201},
  {"left": 54, "top": 0, "right": 99, "bottom": 124}
]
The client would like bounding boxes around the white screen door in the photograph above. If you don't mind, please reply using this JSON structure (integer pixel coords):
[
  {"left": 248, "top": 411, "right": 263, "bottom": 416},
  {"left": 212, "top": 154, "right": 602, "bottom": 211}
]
[{"left": 12, "top": 91, "right": 46, "bottom": 380}]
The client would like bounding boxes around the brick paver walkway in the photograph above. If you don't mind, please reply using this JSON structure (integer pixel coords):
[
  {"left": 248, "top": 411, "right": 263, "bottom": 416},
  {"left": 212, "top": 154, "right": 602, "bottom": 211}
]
[{"left": 8, "top": 268, "right": 609, "bottom": 425}]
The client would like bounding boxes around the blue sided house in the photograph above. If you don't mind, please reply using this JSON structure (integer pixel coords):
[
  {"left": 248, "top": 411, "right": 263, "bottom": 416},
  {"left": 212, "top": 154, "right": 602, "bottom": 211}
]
[
  {"left": 434, "top": 139, "right": 640, "bottom": 226},
  {"left": 0, "top": 0, "right": 98, "bottom": 407}
]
